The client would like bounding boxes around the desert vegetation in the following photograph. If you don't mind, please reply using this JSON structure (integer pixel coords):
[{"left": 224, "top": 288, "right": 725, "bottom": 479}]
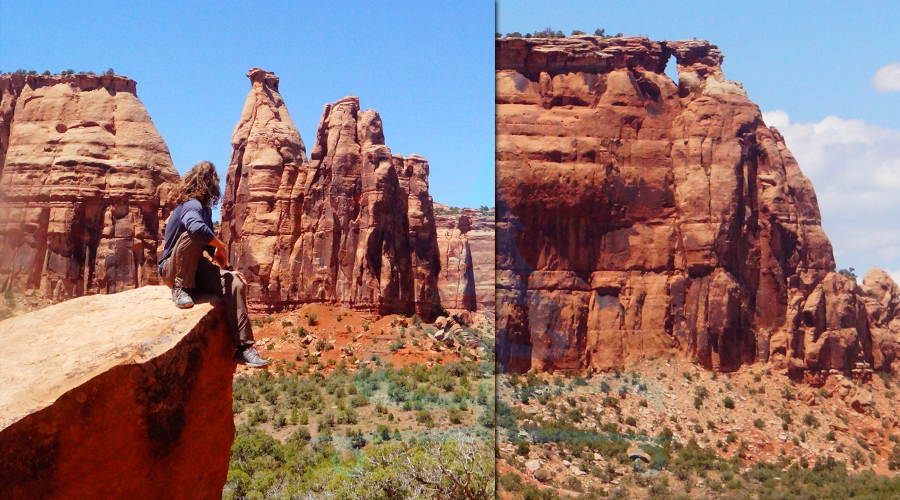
[
  {"left": 225, "top": 335, "right": 495, "bottom": 499},
  {"left": 499, "top": 28, "right": 623, "bottom": 39},
  {"left": 495, "top": 358, "right": 900, "bottom": 499},
  {"left": 0, "top": 68, "right": 116, "bottom": 76}
]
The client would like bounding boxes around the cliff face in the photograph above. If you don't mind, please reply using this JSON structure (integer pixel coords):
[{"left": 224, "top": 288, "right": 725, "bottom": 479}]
[
  {"left": 0, "top": 74, "right": 179, "bottom": 300},
  {"left": 435, "top": 204, "right": 495, "bottom": 315},
  {"left": 496, "top": 37, "right": 898, "bottom": 378},
  {"left": 222, "top": 69, "right": 440, "bottom": 318},
  {"left": 0, "top": 286, "right": 235, "bottom": 499}
]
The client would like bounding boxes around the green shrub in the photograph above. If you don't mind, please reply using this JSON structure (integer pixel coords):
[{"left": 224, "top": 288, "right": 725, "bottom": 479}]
[
  {"left": 516, "top": 441, "right": 530, "bottom": 456},
  {"left": 499, "top": 472, "right": 523, "bottom": 492},
  {"left": 803, "top": 413, "right": 820, "bottom": 428},
  {"left": 723, "top": 397, "right": 735, "bottom": 409},
  {"left": 415, "top": 410, "right": 434, "bottom": 426},
  {"left": 568, "top": 409, "right": 584, "bottom": 423}
]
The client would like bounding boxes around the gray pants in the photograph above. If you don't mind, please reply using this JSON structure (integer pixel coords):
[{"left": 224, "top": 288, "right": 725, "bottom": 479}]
[{"left": 160, "top": 231, "right": 254, "bottom": 350}]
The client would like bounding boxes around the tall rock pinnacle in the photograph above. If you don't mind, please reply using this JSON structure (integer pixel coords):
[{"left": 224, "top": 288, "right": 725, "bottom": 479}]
[
  {"left": 222, "top": 70, "right": 440, "bottom": 318},
  {"left": 220, "top": 68, "right": 308, "bottom": 305}
]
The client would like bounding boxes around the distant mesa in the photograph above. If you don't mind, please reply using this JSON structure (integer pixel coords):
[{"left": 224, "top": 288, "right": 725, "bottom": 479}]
[
  {"left": 496, "top": 36, "right": 900, "bottom": 379},
  {"left": 220, "top": 68, "right": 442, "bottom": 319}
]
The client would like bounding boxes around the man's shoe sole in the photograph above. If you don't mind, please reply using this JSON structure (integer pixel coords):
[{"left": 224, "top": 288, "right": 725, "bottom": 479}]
[
  {"left": 233, "top": 355, "right": 268, "bottom": 368},
  {"left": 175, "top": 301, "right": 194, "bottom": 309},
  {"left": 235, "top": 359, "right": 268, "bottom": 368}
]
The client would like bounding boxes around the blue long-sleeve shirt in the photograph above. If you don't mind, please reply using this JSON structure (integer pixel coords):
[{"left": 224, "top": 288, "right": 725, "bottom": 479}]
[{"left": 158, "top": 198, "right": 216, "bottom": 273}]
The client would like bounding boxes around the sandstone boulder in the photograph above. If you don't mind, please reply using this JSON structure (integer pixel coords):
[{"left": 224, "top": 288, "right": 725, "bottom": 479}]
[
  {"left": 796, "top": 387, "right": 817, "bottom": 406},
  {"left": 434, "top": 315, "right": 454, "bottom": 330},
  {"left": 0, "top": 286, "right": 235, "bottom": 499},
  {"left": 850, "top": 389, "right": 874, "bottom": 413},
  {"left": 627, "top": 445, "right": 651, "bottom": 464},
  {"left": 495, "top": 36, "right": 894, "bottom": 378},
  {"left": 0, "top": 73, "right": 179, "bottom": 300},
  {"left": 221, "top": 70, "right": 441, "bottom": 319}
]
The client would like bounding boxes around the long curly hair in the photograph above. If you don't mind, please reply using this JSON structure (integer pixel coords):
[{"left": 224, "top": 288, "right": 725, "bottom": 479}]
[{"left": 171, "top": 161, "right": 221, "bottom": 207}]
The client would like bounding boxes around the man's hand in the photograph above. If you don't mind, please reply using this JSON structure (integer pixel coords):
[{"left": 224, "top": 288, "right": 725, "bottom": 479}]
[{"left": 214, "top": 246, "right": 228, "bottom": 269}]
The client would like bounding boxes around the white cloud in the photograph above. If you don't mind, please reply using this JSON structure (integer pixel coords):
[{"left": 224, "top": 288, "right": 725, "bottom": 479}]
[
  {"left": 763, "top": 109, "right": 790, "bottom": 129},
  {"left": 871, "top": 62, "right": 900, "bottom": 93},
  {"left": 761, "top": 110, "right": 900, "bottom": 276}
]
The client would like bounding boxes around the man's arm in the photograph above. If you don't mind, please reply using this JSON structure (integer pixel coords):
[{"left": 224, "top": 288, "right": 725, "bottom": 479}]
[
  {"left": 181, "top": 204, "right": 228, "bottom": 268},
  {"left": 208, "top": 235, "right": 229, "bottom": 268}
]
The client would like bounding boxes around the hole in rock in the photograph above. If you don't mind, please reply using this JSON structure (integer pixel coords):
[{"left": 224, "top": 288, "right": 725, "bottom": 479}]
[{"left": 663, "top": 55, "right": 680, "bottom": 87}]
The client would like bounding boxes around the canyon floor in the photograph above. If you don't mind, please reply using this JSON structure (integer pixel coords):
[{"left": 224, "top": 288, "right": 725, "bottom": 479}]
[
  {"left": 223, "top": 306, "right": 496, "bottom": 499},
  {"left": 495, "top": 358, "right": 900, "bottom": 499}
]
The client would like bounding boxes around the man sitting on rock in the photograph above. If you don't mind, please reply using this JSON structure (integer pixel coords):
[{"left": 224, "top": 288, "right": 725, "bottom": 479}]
[{"left": 157, "top": 161, "right": 268, "bottom": 368}]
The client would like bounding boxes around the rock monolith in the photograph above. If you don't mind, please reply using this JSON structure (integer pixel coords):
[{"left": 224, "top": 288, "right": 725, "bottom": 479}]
[
  {"left": 0, "top": 73, "right": 179, "bottom": 300},
  {"left": 496, "top": 36, "right": 898, "bottom": 377}
]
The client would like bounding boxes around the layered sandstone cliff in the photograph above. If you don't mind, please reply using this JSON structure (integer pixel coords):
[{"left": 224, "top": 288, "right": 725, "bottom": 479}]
[
  {"left": 0, "top": 74, "right": 179, "bottom": 300},
  {"left": 496, "top": 36, "right": 899, "bottom": 377},
  {"left": 0, "top": 286, "right": 235, "bottom": 499},
  {"left": 435, "top": 204, "right": 495, "bottom": 315},
  {"left": 222, "top": 69, "right": 440, "bottom": 318}
]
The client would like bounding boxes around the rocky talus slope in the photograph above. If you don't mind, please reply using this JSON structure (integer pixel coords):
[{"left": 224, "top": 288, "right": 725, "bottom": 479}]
[
  {"left": 0, "top": 286, "right": 235, "bottom": 499},
  {"left": 0, "top": 74, "right": 179, "bottom": 300},
  {"left": 221, "top": 69, "right": 441, "bottom": 319},
  {"left": 435, "top": 204, "right": 495, "bottom": 315},
  {"left": 496, "top": 37, "right": 900, "bottom": 378}
]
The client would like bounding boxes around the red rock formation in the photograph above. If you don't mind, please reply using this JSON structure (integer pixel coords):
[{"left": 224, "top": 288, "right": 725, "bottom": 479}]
[
  {"left": 222, "top": 70, "right": 440, "bottom": 318},
  {"left": 861, "top": 268, "right": 900, "bottom": 372},
  {"left": 0, "top": 286, "right": 235, "bottom": 499},
  {"left": 220, "top": 69, "right": 308, "bottom": 306},
  {"left": 0, "top": 74, "right": 26, "bottom": 180},
  {"left": 0, "top": 73, "right": 179, "bottom": 300},
  {"left": 435, "top": 204, "right": 495, "bottom": 315},
  {"left": 496, "top": 36, "right": 895, "bottom": 377}
]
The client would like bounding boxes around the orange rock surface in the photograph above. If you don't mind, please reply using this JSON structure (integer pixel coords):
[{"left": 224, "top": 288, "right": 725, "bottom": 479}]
[
  {"left": 496, "top": 36, "right": 900, "bottom": 377},
  {"left": 0, "top": 73, "right": 179, "bottom": 299},
  {"left": 0, "top": 286, "right": 235, "bottom": 499}
]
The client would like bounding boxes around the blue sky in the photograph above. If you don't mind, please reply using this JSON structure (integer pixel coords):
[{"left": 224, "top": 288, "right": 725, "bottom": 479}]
[
  {"left": 0, "top": 0, "right": 495, "bottom": 210},
  {"left": 499, "top": 0, "right": 900, "bottom": 280}
]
